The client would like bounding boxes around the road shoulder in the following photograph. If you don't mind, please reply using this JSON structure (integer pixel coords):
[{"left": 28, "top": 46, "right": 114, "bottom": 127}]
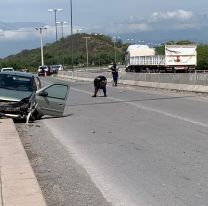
[
  {"left": 16, "top": 120, "right": 112, "bottom": 206},
  {"left": 0, "top": 118, "right": 47, "bottom": 206}
]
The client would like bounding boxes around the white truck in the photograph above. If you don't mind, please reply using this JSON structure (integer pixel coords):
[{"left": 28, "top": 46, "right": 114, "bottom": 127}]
[{"left": 125, "top": 44, "right": 197, "bottom": 73}]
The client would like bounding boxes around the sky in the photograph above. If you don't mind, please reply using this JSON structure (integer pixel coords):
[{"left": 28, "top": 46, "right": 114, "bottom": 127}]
[{"left": 1, "top": 0, "right": 208, "bottom": 57}]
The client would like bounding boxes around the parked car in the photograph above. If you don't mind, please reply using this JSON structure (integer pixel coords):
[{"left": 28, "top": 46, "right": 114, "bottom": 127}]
[
  {"left": 49, "top": 65, "right": 64, "bottom": 74},
  {"left": 57, "top": 64, "right": 64, "bottom": 71},
  {"left": 0, "top": 71, "right": 70, "bottom": 122},
  {"left": 49, "top": 65, "right": 59, "bottom": 74},
  {"left": 38, "top": 65, "right": 52, "bottom": 76},
  {"left": 1, "top": 67, "right": 14, "bottom": 72}
]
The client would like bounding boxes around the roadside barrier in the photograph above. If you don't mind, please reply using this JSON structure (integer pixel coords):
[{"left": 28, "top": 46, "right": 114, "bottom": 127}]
[{"left": 57, "top": 70, "right": 208, "bottom": 93}]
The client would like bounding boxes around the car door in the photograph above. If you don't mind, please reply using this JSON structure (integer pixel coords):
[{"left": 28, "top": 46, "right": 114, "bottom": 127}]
[{"left": 35, "top": 83, "right": 70, "bottom": 117}]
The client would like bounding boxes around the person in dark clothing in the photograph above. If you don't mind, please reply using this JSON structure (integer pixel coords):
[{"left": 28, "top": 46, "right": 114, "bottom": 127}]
[
  {"left": 111, "top": 62, "right": 119, "bottom": 86},
  {"left": 92, "top": 76, "right": 107, "bottom": 97}
]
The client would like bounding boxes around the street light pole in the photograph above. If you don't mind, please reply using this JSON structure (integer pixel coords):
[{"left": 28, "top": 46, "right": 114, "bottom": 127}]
[
  {"left": 83, "top": 37, "right": 91, "bottom": 69},
  {"left": 113, "top": 41, "right": 117, "bottom": 63},
  {"left": 48, "top": 8, "right": 63, "bottom": 41},
  {"left": 70, "top": 0, "right": 74, "bottom": 70},
  {"left": 94, "top": 33, "right": 102, "bottom": 67},
  {"left": 56, "top": 21, "right": 67, "bottom": 66},
  {"left": 127, "top": 38, "right": 134, "bottom": 44},
  {"left": 113, "top": 36, "right": 120, "bottom": 63},
  {"left": 56, "top": 21, "right": 67, "bottom": 39},
  {"left": 76, "top": 28, "right": 82, "bottom": 33},
  {"left": 35, "top": 27, "right": 47, "bottom": 66},
  {"left": 70, "top": 0, "right": 73, "bottom": 36}
]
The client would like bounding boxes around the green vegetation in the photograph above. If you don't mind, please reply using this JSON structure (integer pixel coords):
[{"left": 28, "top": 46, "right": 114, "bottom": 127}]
[
  {"left": 196, "top": 44, "right": 208, "bottom": 69},
  {"left": 0, "top": 33, "right": 127, "bottom": 71},
  {"left": 1, "top": 36, "right": 208, "bottom": 71}
]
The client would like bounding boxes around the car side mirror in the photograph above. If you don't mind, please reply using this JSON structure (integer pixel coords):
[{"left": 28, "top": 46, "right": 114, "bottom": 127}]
[{"left": 39, "top": 91, "right": 48, "bottom": 97}]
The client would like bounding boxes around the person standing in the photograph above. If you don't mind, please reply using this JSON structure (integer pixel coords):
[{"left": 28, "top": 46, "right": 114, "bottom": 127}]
[
  {"left": 111, "top": 62, "right": 119, "bottom": 86},
  {"left": 92, "top": 75, "right": 107, "bottom": 97}
]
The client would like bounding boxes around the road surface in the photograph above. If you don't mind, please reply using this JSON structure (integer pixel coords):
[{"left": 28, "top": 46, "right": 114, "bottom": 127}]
[{"left": 17, "top": 77, "right": 208, "bottom": 206}]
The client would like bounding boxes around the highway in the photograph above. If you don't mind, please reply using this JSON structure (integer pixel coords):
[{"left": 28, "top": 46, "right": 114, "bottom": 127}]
[{"left": 17, "top": 76, "right": 208, "bottom": 206}]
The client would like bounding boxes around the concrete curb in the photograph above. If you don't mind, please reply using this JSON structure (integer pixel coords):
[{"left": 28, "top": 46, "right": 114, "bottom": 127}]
[{"left": 0, "top": 119, "right": 47, "bottom": 206}]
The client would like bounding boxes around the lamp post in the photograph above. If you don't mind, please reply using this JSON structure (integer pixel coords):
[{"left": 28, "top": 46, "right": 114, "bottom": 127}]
[
  {"left": 48, "top": 8, "right": 63, "bottom": 41},
  {"left": 94, "top": 33, "right": 102, "bottom": 67},
  {"left": 35, "top": 27, "right": 47, "bottom": 66},
  {"left": 83, "top": 36, "right": 91, "bottom": 69},
  {"left": 69, "top": 0, "right": 74, "bottom": 70},
  {"left": 70, "top": 0, "right": 73, "bottom": 37},
  {"left": 127, "top": 38, "right": 134, "bottom": 44},
  {"left": 76, "top": 28, "right": 82, "bottom": 33},
  {"left": 138, "top": 40, "right": 145, "bottom": 45},
  {"left": 56, "top": 21, "right": 67, "bottom": 66},
  {"left": 113, "top": 36, "right": 120, "bottom": 63},
  {"left": 56, "top": 21, "right": 67, "bottom": 39}
]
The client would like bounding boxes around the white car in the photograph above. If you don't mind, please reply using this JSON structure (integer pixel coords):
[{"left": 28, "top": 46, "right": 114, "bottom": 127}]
[
  {"left": 52, "top": 64, "right": 63, "bottom": 71},
  {"left": 1, "top": 67, "right": 14, "bottom": 72},
  {"left": 38, "top": 65, "right": 50, "bottom": 76},
  {"left": 58, "top": 65, "right": 64, "bottom": 71}
]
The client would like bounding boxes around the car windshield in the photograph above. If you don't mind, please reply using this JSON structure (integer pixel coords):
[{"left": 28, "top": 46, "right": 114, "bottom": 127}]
[{"left": 0, "top": 73, "right": 33, "bottom": 91}]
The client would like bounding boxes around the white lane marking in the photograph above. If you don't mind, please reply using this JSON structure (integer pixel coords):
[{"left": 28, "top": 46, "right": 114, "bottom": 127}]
[{"left": 72, "top": 87, "right": 208, "bottom": 128}]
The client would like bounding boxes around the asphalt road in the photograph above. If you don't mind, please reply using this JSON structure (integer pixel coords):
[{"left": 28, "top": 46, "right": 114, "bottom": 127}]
[{"left": 17, "top": 77, "right": 208, "bottom": 206}]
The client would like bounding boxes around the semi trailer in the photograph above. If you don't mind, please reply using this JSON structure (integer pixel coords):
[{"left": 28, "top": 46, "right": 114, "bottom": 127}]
[{"left": 125, "top": 44, "right": 197, "bottom": 73}]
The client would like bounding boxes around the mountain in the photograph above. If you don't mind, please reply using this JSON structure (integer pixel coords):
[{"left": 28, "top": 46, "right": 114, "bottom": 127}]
[{"left": 0, "top": 33, "right": 127, "bottom": 70}]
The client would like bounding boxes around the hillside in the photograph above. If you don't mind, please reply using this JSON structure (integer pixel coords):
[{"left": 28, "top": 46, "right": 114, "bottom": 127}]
[
  {"left": 0, "top": 33, "right": 127, "bottom": 70},
  {"left": 2, "top": 35, "right": 208, "bottom": 70}
]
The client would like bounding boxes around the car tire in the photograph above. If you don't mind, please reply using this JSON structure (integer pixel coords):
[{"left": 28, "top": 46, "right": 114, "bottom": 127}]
[{"left": 31, "top": 110, "right": 42, "bottom": 120}]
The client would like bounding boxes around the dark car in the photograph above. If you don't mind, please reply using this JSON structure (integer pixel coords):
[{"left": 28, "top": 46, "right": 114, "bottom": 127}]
[
  {"left": 49, "top": 65, "right": 64, "bottom": 74},
  {"left": 0, "top": 71, "right": 70, "bottom": 123}
]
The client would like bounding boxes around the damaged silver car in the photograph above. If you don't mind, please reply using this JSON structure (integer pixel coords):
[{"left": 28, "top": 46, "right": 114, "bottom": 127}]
[{"left": 0, "top": 71, "right": 70, "bottom": 123}]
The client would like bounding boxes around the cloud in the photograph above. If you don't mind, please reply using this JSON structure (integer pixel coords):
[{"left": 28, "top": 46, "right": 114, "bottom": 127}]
[
  {"left": 173, "top": 23, "right": 197, "bottom": 30},
  {"left": 0, "top": 29, "right": 34, "bottom": 40},
  {"left": 127, "top": 23, "right": 151, "bottom": 32},
  {"left": 151, "top": 9, "right": 193, "bottom": 21},
  {"left": 86, "top": 20, "right": 151, "bottom": 34},
  {"left": 0, "top": 25, "right": 62, "bottom": 41},
  {"left": 0, "top": 8, "right": 203, "bottom": 43}
]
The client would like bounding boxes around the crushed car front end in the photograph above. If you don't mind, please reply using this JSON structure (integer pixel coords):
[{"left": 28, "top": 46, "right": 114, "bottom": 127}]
[{"left": 0, "top": 94, "right": 36, "bottom": 120}]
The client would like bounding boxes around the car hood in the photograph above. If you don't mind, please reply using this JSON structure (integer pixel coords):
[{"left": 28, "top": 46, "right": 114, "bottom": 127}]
[{"left": 0, "top": 88, "right": 33, "bottom": 102}]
